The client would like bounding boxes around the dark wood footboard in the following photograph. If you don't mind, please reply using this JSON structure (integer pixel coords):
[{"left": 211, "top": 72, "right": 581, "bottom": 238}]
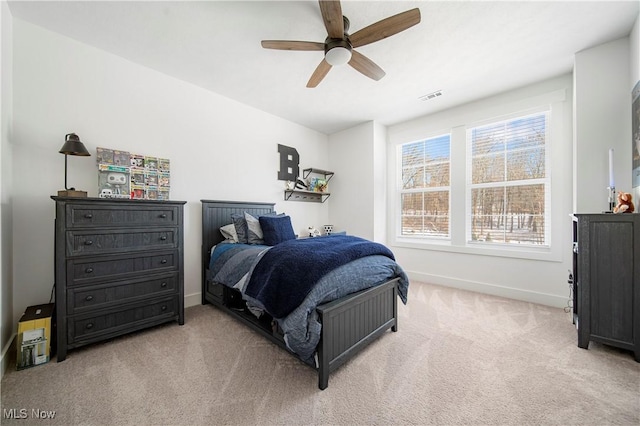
[
  {"left": 201, "top": 199, "right": 401, "bottom": 390},
  {"left": 316, "top": 278, "right": 399, "bottom": 389}
]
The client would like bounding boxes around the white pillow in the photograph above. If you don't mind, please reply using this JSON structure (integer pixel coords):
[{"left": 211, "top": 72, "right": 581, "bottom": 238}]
[{"left": 220, "top": 223, "right": 238, "bottom": 243}]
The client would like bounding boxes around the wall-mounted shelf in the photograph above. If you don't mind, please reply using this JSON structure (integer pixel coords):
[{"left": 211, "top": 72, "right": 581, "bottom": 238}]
[
  {"left": 284, "top": 189, "right": 330, "bottom": 203},
  {"left": 303, "top": 168, "right": 334, "bottom": 182},
  {"left": 284, "top": 168, "right": 333, "bottom": 203}
]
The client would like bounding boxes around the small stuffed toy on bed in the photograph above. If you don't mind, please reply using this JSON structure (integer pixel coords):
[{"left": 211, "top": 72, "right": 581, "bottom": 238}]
[{"left": 613, "top": 191, "right": 635, "bottom": 213}]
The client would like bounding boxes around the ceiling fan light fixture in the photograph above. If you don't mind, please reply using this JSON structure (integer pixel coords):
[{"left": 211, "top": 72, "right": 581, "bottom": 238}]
[
  {"left": 261, "top": 2, "right": 421, "bottom": 87},
  {"left": 325, "top": 46, "right": 352, "bottom": 66}
]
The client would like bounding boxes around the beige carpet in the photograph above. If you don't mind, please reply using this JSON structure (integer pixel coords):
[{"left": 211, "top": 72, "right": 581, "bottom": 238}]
[{"left": 2, "top": 281, "right": 639, "bottom": 425}]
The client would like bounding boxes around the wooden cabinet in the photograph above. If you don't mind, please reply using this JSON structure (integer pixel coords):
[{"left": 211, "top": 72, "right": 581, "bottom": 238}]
[
  {"left": 573, "top": 213, "right": 639, "bottom": 361},
  {"left": 52, "top": 197, "right": 186, "bottom": 361}
]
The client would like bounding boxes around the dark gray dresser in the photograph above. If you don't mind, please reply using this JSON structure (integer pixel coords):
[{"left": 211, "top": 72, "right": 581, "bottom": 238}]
[
  {"left": 52, "top": 197, "right": 186, "bottom": 361},
  {"left": 573, "top": 213, "right": 639, "bottom": 361}
]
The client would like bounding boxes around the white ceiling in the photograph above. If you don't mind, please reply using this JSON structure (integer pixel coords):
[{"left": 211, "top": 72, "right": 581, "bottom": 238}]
[{"left": 7, "top": 0, "right": 639, "bottom": 134}]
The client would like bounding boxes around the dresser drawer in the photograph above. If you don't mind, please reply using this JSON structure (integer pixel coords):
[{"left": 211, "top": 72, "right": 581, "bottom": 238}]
[
  {"left": 66, "top": 204, "right": 179, "bottom": 228},
  {"left": 67, "top": 273, "right": 178, "bottom": 314},
  {"left": 68, "top": 296, "right": 178, "bottom": 344},
  {"left": 66, "top": 228, "right": 177, "bottom": 256},
  {"left": 67, "top": 251, "right": 178, "bottom": 286}
]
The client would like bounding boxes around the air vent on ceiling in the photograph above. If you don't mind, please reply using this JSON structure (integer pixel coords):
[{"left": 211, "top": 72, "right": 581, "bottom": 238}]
[{"left": 418, "top": 90, "right": 442, "bottom": 101}]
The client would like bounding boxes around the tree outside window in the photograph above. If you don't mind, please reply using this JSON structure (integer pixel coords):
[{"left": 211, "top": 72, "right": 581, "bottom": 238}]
[
  {"left": 400, "top": 135, "right": 451, "bottom": 238},
  {"left": 467, "top": 112, "right": 549, "bottom": 246}
]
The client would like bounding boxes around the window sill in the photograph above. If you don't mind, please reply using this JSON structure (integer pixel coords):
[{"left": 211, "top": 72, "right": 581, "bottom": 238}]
[{"left": 392, "top": 237, "right": 562, "bottom": 262}]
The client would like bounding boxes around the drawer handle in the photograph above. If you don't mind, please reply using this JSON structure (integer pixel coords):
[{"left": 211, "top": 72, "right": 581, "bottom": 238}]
[
  {"left": 86, "top": 323, "right": 94, "bottom": 329},
  {"left": 160, "top": 259, "right": 168, "bottom": 264},
  {"left": 84, "top": 213, "right": 93, "bottom": 219},
  {"left": 85, "top": 267, "right": 94, "bottom": 274},
  {"left": 159, "top": 214, "right": 167, "bottom": 219},
  {"left": 85, "top": 240, "right": 93, "bottom": 246},
  {"left": 161, "top": 305, "right": 167, "bottom": 311},
  {"left": 160, "top": 236, "right": 167, "bottom": 241},
  {"left": 161, "top": 282, "right": 167, "bottom": 288},
  {"left": 85, "top": 295, "right": 94, "bottom": 301}
]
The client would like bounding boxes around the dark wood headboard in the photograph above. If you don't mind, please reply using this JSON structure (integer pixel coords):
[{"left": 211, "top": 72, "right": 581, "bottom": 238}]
[{"left": 200, "top": 200, "right": 275, "bottom": 303}]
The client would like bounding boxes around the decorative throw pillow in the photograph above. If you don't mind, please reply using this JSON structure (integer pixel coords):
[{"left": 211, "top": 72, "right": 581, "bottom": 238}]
[
  {"left": 245, "top": 212, "right": 264, "bottom": 245},
  {"left": 259, "top": 215, "right": 296, "bottom": 246},
  {"left": 219, "top": 223, "right": 238, "bottom": 243},
  {"left": 231, "top": 213, "right": 249, "bottom": 244},
  {"left": 245, "top": 212, "right": 285, "bottom": 245}
]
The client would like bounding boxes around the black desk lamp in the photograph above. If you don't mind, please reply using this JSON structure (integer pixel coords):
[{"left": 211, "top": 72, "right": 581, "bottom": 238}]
[{"left": 58, "top": 133, "right": 91, "bottom": 197}]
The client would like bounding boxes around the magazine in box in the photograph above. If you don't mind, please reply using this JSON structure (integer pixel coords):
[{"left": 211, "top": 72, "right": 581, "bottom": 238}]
[
  {"left": 98, "top": 164, "right": 130, "bottom": 199},
  {"left": 158, "top": 190, "right": 170, "bottom": 200},
  {"left": 158, "top": 158, "right": 170, "bottom": 172},
  {"left": 130, "top": 153, "right": 145, "bottom": 169},
  {"left": 145, "top": 156, "right": 158, "bottom": 171},
  {"left": 113, "top": 150, "right": 130, "bottom": 167},
  {"left": 96, "top": 147, "right": 114, "bottom": 165}
]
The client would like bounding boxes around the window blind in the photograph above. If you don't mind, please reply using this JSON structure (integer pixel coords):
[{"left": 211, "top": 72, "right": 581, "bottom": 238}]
[
  {"left": 467, "top": 112, "right": 550, "bottom": 246},
  {"left": 400, "top": 134, "right": 451, "bottom": 238}
]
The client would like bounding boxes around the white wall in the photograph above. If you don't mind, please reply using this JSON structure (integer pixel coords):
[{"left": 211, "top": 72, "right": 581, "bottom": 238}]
[
  {"left": 1, "top": 0, "right": 15, "bottom": 376},
  {"left": 372, "top": 121, "right": 387, "bottom": 242},
  {"left": 10, "top": 19, "right": 330, "bottom": 328},
  {"left": 574, "top": 38, "right": 631, "bottom": 213},
  {"left": 632, "top": 15, "right": 640, "bottom": 88},
  {"left": 327, "top": 121, "right": 387, "bottom": 242},
  {"left": 386, "top": 75, "right": 574, "bottom": 308}
]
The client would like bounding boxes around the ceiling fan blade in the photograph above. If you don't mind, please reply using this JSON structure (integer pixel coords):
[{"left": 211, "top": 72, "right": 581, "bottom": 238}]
[
  {"left": 261, "top": 40, "right": 325, "bottom": 51},
  {"left": 350, "top": 8, "right": 421, "bottom": 48},
  {"left": 319, "top": 0, "right": 344, "bottom": 39},
  {"left": 307, "top": 59, "right": 332, "bottom": 88},
  {"left": 348, "top": 50, "right": 385, "bottom": 81}
]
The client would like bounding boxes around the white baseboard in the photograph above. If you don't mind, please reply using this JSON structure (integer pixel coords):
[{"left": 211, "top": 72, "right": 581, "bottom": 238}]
[
  {"left": 186, "top": 276, "right": 568, "bottom": 310},
  {"left": 184, "top": 292, "right": 202, "bottom": 309},
  {"left": 406, "top": 271, "right": 568, "bottom": 308},
  {"left": 1, "top": 332, "right": 15, "bottom": 379}
]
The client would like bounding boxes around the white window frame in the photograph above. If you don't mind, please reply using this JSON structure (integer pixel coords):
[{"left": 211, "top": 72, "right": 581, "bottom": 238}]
[
  {"left": 465, "top": 110, "right": 551, "bottom": 248},
  {"left": 398, "top": 134, "right": 451, "bottom": 240},
  {"left": 390, "top": 88, "right": 567, "bottom": 262}
]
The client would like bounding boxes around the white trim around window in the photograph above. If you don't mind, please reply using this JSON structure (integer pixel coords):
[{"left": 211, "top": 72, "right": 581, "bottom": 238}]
[{"left": 389, "top": 88, "right": 568, "bottom": 262}]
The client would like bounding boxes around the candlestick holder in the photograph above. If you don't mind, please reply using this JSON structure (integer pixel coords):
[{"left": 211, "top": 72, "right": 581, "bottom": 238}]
[{"left": 607, "top": 185, "right": 616, "bottom": 213}]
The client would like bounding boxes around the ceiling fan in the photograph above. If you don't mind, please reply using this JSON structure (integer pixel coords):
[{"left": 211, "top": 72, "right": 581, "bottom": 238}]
[{"left": 261, "top": 0, "right": 421, "bottom": 88}]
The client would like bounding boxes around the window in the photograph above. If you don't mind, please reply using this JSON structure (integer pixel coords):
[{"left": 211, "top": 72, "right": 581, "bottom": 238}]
[
  {"left": 391, "top": 83, "right": 567, "bottom": 261},
  {"left": 467, "top": 112, "right": 549, "bottom": 246},
  {"left": 400, "top": 134, "right": 451, "bottom": 238}
]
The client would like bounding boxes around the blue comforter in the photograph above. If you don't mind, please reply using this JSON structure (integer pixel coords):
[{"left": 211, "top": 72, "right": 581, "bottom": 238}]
[
  {"left": 245, "top": 235, "right": 397, "bottom": 318},
  {"left": 208, "top": 235, "right": 409, "bottom": 363}
]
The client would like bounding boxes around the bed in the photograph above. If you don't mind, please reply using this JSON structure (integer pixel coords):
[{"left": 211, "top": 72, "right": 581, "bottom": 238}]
[{"left": 201, "top": 199, "right": 409, "bottom": 389}]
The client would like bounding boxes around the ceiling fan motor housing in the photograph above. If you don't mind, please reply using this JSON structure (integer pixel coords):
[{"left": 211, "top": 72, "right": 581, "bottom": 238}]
[
  {"left": 324, "top": 38, "right": 352, "bottom": 54},
  {"left": 324, "top": 16, "right": 352, "bottom": 67}
]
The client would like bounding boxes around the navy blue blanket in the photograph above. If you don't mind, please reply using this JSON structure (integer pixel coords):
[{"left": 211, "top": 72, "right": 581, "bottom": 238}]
[{"left": 245, "top": 235, "right": 395, "bottom": 318}]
